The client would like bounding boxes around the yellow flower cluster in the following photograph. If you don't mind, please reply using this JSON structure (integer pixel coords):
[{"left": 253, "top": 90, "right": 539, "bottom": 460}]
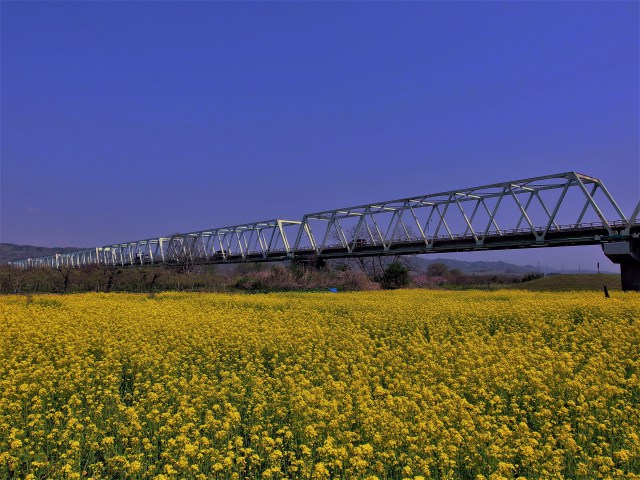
[{"left": 1, "top": 290, "right": 639, "bottom": 479}]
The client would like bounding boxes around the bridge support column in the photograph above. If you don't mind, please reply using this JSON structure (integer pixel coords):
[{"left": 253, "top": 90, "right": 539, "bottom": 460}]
[{"left": 603, "top": 241, "right": 640, "bottom": 292}]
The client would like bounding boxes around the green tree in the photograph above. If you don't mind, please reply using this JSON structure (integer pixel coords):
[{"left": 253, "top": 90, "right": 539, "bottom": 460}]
[{"left": 381, "top": 262, "right": 411, "bottom": 289}]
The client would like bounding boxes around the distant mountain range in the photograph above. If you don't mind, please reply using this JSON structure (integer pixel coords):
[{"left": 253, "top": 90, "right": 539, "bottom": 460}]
[
  {"left": 1, "top": 243, "right": 614, "bottom": 274},
  {"left": 407, "top": 257, "right": 539, "bottom": 274},
  {"left": 0, "top": 243, "right": 84, "bottom": 263},
  {"left": 334, "top": 256, "right": 559, "bottom": 274},
  {"left": 405, "top": 257, "right": 613, "bottom": 275},
  {"left": 342, "top": 256, "right": 612, "bottom": 275}
]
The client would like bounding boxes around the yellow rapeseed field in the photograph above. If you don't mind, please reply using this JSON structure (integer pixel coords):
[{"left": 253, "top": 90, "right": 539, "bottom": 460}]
[{"left": 1, "top": 290, "right": 639, "bottom": 479}]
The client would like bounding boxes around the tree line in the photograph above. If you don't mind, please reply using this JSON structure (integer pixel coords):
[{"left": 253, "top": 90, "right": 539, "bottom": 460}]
[{"left": 0, "top": 260, "right": 535, "bottom": 295}]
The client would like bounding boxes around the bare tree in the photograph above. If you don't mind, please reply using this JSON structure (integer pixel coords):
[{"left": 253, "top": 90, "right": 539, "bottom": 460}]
[{"left": 325, "top": 223, "right": 415, "bottom": 280}]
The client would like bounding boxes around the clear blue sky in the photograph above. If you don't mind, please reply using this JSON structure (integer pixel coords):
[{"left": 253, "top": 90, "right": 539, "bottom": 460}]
[{"left": 1, "top": 1, "right": 638, "bottom": 271}]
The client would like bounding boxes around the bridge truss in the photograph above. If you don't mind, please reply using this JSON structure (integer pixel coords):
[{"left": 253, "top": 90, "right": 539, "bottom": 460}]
[{"left": 10, "top": 172, "right": 640, "bottom": 269}]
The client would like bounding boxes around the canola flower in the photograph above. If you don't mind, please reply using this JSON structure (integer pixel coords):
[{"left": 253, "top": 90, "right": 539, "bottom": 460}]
[{"left": 0, "top": 290, "right": 639, "bottom": 479}]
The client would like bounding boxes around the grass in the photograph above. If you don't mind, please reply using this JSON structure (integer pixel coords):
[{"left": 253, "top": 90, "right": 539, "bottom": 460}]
[{"left": 513, "top": 273, "right": 621, "bottom": 292}]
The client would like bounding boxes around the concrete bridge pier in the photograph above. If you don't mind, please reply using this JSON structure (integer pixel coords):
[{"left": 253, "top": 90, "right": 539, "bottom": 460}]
[{"left": 603, "top": 240, "right": 640, "bottom": 292}]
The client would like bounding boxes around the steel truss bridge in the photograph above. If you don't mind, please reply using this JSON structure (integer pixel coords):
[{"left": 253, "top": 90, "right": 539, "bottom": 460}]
[{"left": 10, "top": 172, "right": 640, "bottom": 289}]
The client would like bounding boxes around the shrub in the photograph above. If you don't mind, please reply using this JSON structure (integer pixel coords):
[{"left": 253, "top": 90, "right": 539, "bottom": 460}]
[
  {"left": 381, "top": 262, "right": 411, "bottom": 289},
  {"left": 522, "top": 272, "right": 544, "bottom": 282}
]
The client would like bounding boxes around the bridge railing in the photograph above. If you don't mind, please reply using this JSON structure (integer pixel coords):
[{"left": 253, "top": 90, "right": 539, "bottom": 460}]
[{"left": 303, "top": 220, "right": 629, "bottom": 251}]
